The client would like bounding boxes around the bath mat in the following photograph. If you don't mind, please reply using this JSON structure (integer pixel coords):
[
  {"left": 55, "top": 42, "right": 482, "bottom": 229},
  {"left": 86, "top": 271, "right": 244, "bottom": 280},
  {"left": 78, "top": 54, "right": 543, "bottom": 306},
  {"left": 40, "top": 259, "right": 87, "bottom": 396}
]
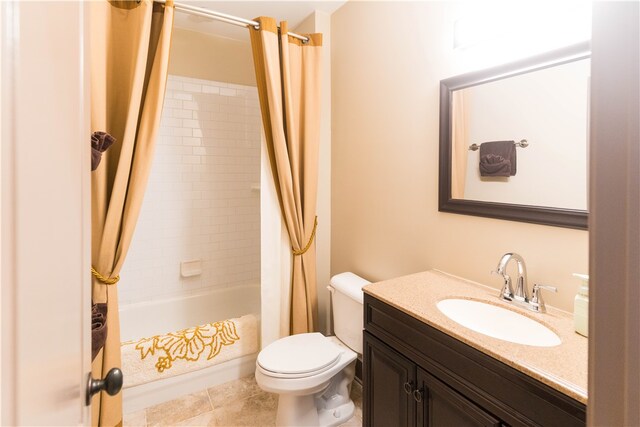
[{"left": 121, "top": 314, "right": 258, "bottom": 388}]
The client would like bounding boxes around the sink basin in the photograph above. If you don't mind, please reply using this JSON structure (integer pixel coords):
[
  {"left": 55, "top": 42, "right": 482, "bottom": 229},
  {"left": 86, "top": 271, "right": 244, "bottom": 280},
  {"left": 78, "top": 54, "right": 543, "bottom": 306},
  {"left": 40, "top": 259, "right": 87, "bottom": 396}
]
[{"left": 437, "top": 299, "right": 561, "bottom": 347}]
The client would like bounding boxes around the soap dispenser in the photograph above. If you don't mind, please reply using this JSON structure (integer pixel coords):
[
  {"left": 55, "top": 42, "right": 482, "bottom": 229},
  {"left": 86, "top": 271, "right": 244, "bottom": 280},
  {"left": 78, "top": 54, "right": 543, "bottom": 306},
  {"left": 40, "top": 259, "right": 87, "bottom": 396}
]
[{"left": 573, "top": 273, "right": 589, "bottom": 337}]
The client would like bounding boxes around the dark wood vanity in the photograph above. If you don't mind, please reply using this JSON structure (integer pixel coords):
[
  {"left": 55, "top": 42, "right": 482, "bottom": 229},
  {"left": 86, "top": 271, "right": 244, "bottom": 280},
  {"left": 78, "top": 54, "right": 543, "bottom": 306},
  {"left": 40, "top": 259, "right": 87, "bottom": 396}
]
[{"left": 363, "top": 294, "right": 586, "bottom": 427}]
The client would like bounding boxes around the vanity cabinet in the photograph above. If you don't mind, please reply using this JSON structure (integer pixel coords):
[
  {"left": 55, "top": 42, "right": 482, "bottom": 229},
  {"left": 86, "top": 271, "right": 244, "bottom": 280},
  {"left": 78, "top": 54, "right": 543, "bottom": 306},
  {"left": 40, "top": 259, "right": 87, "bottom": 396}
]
[
  {"left": 364, "top": 331, "right": 415, "bottom": 427},
  {"left": 363, "top": 294, "right": 586, "bottom": 427},
  {"left": 365, "top": 333, "right": 500, "bottom": 427},
  {"left": 416, "top": 368, "right": 502, "bottom": 427}
]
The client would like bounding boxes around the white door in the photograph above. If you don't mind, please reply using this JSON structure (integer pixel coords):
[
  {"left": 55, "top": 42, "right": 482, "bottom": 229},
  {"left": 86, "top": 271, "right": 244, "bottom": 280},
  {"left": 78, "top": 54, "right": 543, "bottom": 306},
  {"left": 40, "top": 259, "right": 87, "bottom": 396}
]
[{"left": 1, "top": 2, "right": 91, "bottom": 425}]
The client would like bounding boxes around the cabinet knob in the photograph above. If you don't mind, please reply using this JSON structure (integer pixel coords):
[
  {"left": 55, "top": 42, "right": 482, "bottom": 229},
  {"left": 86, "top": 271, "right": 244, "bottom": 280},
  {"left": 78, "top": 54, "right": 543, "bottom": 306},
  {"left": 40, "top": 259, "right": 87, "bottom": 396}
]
[
  {"left": 85, "top": 368, "right": 123, "bottom": 406},
  {"left": 413, "top": 388, "right": 424, "bottom": 403},
  {"left": 403, "top": 381, "right": 413, "bottom": 395}
]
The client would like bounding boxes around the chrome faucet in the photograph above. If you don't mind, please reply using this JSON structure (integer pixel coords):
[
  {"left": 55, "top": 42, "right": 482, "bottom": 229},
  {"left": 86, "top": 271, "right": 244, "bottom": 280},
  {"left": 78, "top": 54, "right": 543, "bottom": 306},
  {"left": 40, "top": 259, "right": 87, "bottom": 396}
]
[
  {"left": 494, "top": 252, "right": 528, "bottom": 302},
  {"left": 493, "top": 252, "right": 557, "bottom": 313}
]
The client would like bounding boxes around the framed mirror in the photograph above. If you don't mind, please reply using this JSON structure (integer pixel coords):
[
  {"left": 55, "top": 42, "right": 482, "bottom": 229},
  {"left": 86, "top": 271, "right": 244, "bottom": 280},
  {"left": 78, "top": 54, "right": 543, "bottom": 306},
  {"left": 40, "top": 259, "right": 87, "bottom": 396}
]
[{"left": 439, "top": 42, "right": 590, "bottom": 229}]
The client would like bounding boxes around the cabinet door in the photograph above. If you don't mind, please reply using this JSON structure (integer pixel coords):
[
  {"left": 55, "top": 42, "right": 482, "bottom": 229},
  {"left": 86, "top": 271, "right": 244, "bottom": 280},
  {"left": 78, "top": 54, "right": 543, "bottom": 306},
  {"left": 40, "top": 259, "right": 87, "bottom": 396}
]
[
  {"left": 416, "top": 369, "right": 502, "bottom": 427},
  {"left": 364, "top": 332, "right": 416, "bottom": 427}
]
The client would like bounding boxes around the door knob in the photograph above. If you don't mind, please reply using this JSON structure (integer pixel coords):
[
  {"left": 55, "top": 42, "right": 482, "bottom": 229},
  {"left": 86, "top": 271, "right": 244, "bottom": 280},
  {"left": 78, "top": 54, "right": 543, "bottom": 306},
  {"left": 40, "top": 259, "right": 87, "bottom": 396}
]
[
  {"left": 85, "top": 368, "right": 123, "bottom": 405},
  {"left": 413, "top": 388, "right": 424, "bottom": 402}
]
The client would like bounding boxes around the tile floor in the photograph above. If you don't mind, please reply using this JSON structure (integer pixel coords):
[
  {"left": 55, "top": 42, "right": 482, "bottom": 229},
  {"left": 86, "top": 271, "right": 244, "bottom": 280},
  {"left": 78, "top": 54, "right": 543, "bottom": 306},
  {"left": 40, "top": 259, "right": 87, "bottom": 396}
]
[{"left": 123, "top": 375, "right": 363, "bottom": 427}]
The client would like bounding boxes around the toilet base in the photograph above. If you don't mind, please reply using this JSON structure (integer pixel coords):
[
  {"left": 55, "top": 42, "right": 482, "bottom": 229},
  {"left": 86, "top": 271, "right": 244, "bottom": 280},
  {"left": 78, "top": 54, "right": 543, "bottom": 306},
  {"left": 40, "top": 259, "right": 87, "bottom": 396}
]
[
  {"left": 276, "top": 394, "right": 319, "bottom": 426},
  {"left": 274, "top": 361, "right": 356, "bottom": 427},
  {"left": 275, "top": 395, "right": 355, "bottom": 427},
  {"left": 318, "top": 400, "right": 355, "bottom": 427}
]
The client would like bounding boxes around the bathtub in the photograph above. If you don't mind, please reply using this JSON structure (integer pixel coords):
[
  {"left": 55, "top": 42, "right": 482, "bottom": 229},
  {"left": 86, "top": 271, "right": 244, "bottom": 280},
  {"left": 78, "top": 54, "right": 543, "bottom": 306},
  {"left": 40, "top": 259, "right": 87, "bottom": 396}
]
[{"left": 119, "top": 284, "right": 261, "bottom": 413}]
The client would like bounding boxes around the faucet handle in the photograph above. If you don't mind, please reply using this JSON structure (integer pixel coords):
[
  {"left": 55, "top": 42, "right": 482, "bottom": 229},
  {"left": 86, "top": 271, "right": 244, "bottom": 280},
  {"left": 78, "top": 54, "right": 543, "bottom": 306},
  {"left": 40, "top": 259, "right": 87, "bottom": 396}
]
[
  {"left": 494, "top": 271, "right": 514, "bottom": 300},
  {"left": 531, "top": 284, "right": 557, "bottom": 312},
  {"left": 533, "top": 284, "right": 557, "bottom": 294}
]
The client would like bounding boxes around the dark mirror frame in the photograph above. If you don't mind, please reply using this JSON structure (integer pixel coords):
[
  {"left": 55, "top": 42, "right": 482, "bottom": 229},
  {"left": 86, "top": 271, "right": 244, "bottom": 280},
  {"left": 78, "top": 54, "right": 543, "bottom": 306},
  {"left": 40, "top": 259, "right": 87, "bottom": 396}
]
[{"left": 438, "top": 42, "right": 590, "bottom": 230}]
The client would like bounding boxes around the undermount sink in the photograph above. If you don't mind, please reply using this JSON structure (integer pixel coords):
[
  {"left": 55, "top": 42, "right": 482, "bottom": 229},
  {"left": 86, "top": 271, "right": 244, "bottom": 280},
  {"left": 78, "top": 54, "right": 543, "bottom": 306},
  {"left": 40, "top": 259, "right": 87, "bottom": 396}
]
[{"left": 437, "top": 299, "right": 561, "bottom": 347}]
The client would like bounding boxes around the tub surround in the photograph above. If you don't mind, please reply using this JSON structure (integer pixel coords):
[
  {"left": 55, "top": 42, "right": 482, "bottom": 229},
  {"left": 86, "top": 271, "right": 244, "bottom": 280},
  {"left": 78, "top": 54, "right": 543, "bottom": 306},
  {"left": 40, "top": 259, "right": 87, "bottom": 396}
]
[
  {"left": 118, "top": 74, "right": 261, "bottom": 306},
  {"left": 363, "top": 269, "right": 587, "bottom": 404},
  {"left": 119, "top": 285, "right": 260, "bottom": 413},
  {"left": 119, "top": 285, "right": 260, "bottom": 343}
]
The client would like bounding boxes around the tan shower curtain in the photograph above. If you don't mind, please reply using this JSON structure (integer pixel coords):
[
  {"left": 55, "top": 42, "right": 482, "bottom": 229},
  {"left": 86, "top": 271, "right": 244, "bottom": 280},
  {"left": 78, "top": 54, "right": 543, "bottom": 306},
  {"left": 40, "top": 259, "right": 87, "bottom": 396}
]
[
  {"left": 451, "top": 90, "right": 469, "bottom": 199},
  {"left": 249, "top": 17, "right": 322, "bottom": 334},
  {"left": 90, "top": 1, "right": 173, "bottom": 425}
]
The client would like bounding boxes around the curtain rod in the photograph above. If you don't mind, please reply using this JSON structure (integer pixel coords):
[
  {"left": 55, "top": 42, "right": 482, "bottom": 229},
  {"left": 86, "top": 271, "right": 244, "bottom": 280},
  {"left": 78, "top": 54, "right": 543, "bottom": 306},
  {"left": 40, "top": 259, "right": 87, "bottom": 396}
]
[{"left": 155, "top": 0, "right": 310, "bottom": 43}]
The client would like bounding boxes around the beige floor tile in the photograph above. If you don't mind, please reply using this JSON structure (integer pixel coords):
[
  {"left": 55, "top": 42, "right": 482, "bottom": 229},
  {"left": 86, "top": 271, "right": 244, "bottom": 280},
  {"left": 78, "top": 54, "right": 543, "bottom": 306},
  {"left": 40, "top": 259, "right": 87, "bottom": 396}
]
[
  {"left": 207, "top": 375, "right": 264, "bottom": 409},
  {"left": 340, "top": 414, "right": 363, "bottom": 427},
  {"left": 173, "top": 410, "right": 217, "bottom": 426},
  {"left": 173, "top": 394, "right": 363, "bottom": 427},
  {"left": 123, "top": 409, "right": 146, "bottom": 427},
  {"left": 146, "top": 390, "right": 213, "bottom": 427},
  {"left": 207, "top": 391, "right": 278, "bottom": 426},
  {"left": 137, "top": 375, "right": 362, "bottom": 427}
]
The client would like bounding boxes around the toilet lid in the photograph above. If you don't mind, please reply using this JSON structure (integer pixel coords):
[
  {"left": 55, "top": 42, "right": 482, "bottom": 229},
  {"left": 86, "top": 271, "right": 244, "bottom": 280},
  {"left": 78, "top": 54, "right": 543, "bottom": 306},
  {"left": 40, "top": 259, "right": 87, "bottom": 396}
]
[{"left": 257, "top": 333, "right": 342, "bottom": 376}]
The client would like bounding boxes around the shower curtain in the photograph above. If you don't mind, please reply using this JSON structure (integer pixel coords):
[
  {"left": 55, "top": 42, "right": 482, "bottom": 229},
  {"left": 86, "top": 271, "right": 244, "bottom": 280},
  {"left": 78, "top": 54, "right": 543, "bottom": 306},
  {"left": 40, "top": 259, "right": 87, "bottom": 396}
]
[
  {"left": 249, "top": 17, "right": 323, "bottom": 334},
  {"left": 90, "top": 1, "right": 173, "bottom": 425},
  {"left": 451, "top": 90, "right": 469, "bottom": 199}
]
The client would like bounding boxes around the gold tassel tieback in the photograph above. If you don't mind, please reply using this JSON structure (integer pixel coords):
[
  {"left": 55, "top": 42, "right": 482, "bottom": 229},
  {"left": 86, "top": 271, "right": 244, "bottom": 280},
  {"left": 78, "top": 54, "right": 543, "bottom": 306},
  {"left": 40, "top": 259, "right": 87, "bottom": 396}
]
[
  {"left": 91, "top": 267, "right": 120, "bottom": 285},
  {"left": 292, "top": 216, "right": 318, "bottom": 256}
]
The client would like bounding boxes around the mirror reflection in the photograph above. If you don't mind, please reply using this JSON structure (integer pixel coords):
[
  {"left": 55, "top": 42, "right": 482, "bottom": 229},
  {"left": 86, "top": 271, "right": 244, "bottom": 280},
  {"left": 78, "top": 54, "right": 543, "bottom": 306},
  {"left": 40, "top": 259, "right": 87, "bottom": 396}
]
[{"left": 450, "top": 58, "right": 590, "bottom": 210}]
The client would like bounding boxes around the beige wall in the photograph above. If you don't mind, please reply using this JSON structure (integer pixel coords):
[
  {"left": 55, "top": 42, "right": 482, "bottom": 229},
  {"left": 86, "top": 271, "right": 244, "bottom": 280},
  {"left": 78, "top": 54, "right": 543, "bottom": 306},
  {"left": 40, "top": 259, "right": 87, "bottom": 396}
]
[
  {"left": 331, "top": 2, "right": 588, "bottom": 312},
  {"left": 169, "top": 27, "right": 255, "bottom": 86}
]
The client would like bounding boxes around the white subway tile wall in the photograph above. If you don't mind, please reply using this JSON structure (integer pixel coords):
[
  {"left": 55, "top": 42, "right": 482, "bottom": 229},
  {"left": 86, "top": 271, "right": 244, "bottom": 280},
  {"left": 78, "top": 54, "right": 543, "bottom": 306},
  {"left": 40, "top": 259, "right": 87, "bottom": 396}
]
[{"left": 118, "top": 75, "right": 261, "bottom": 305}]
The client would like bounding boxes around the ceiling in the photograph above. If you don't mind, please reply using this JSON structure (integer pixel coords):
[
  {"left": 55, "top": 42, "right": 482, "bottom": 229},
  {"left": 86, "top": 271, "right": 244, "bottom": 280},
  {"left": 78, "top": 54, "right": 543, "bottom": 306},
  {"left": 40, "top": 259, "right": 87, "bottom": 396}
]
[{"left": 173, "top": 1, "right": 347, "bottom": 41}]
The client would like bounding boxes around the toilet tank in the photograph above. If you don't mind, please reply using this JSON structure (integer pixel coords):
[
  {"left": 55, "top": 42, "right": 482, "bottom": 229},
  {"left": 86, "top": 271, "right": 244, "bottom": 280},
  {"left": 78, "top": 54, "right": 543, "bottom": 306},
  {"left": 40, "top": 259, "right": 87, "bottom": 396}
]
[{"left": 329, "top": 272, "right": 371, "bottom": 354}]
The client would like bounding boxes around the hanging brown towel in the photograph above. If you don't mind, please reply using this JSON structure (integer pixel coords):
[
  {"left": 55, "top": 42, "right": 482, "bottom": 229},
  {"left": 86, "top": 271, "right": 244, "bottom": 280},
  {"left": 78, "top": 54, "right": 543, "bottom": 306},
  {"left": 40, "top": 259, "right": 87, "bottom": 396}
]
[
  {"left": 91, "top": 131, "right": 116, "bottom": 171},
  {"left": 92, "top": 302, "right": 108, "bottom": 361},
  {"left": 479, "top": 153, "right": 511, "bottom": 176},
  {"left": 479, "top": 140, "right": 517, "bottom": 177}
]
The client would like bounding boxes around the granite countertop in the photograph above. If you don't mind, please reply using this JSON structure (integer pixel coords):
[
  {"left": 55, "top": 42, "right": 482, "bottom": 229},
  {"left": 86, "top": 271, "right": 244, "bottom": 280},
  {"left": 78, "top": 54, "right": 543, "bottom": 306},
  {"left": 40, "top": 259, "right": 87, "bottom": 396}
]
[{"left": 363, "top": 269, "right": 588, "bottom": 404}]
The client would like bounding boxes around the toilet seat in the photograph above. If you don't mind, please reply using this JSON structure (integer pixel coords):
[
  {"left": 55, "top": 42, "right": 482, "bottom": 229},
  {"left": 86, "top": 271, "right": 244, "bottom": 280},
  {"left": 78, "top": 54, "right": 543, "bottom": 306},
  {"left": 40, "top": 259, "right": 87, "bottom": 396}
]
[{"left": 257, "top": 333, "right": 343, "bottom": 379}]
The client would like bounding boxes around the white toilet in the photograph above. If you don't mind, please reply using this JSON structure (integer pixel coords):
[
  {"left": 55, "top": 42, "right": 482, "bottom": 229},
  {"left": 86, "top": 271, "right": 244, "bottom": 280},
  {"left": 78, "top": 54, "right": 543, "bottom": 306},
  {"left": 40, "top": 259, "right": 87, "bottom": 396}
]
[{"left": 255, "top": 272, "right": 370, "bottom": 427}]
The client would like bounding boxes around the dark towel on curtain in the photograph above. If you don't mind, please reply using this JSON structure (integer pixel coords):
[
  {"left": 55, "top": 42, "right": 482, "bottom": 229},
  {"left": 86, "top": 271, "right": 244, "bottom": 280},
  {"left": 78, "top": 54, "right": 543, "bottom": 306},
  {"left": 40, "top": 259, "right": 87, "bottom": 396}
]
[
  {"left": 479, "top": 140, "right": 517, "bottom": 177},
  {"left": 90, "top": 131, "right": 115, "bottom": 361},
  {"left": 91, "top": 131, "right": 116, "bottom": 171},
  {"left": 91, "top": 303, "right": 108, "bottom": 361}
]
